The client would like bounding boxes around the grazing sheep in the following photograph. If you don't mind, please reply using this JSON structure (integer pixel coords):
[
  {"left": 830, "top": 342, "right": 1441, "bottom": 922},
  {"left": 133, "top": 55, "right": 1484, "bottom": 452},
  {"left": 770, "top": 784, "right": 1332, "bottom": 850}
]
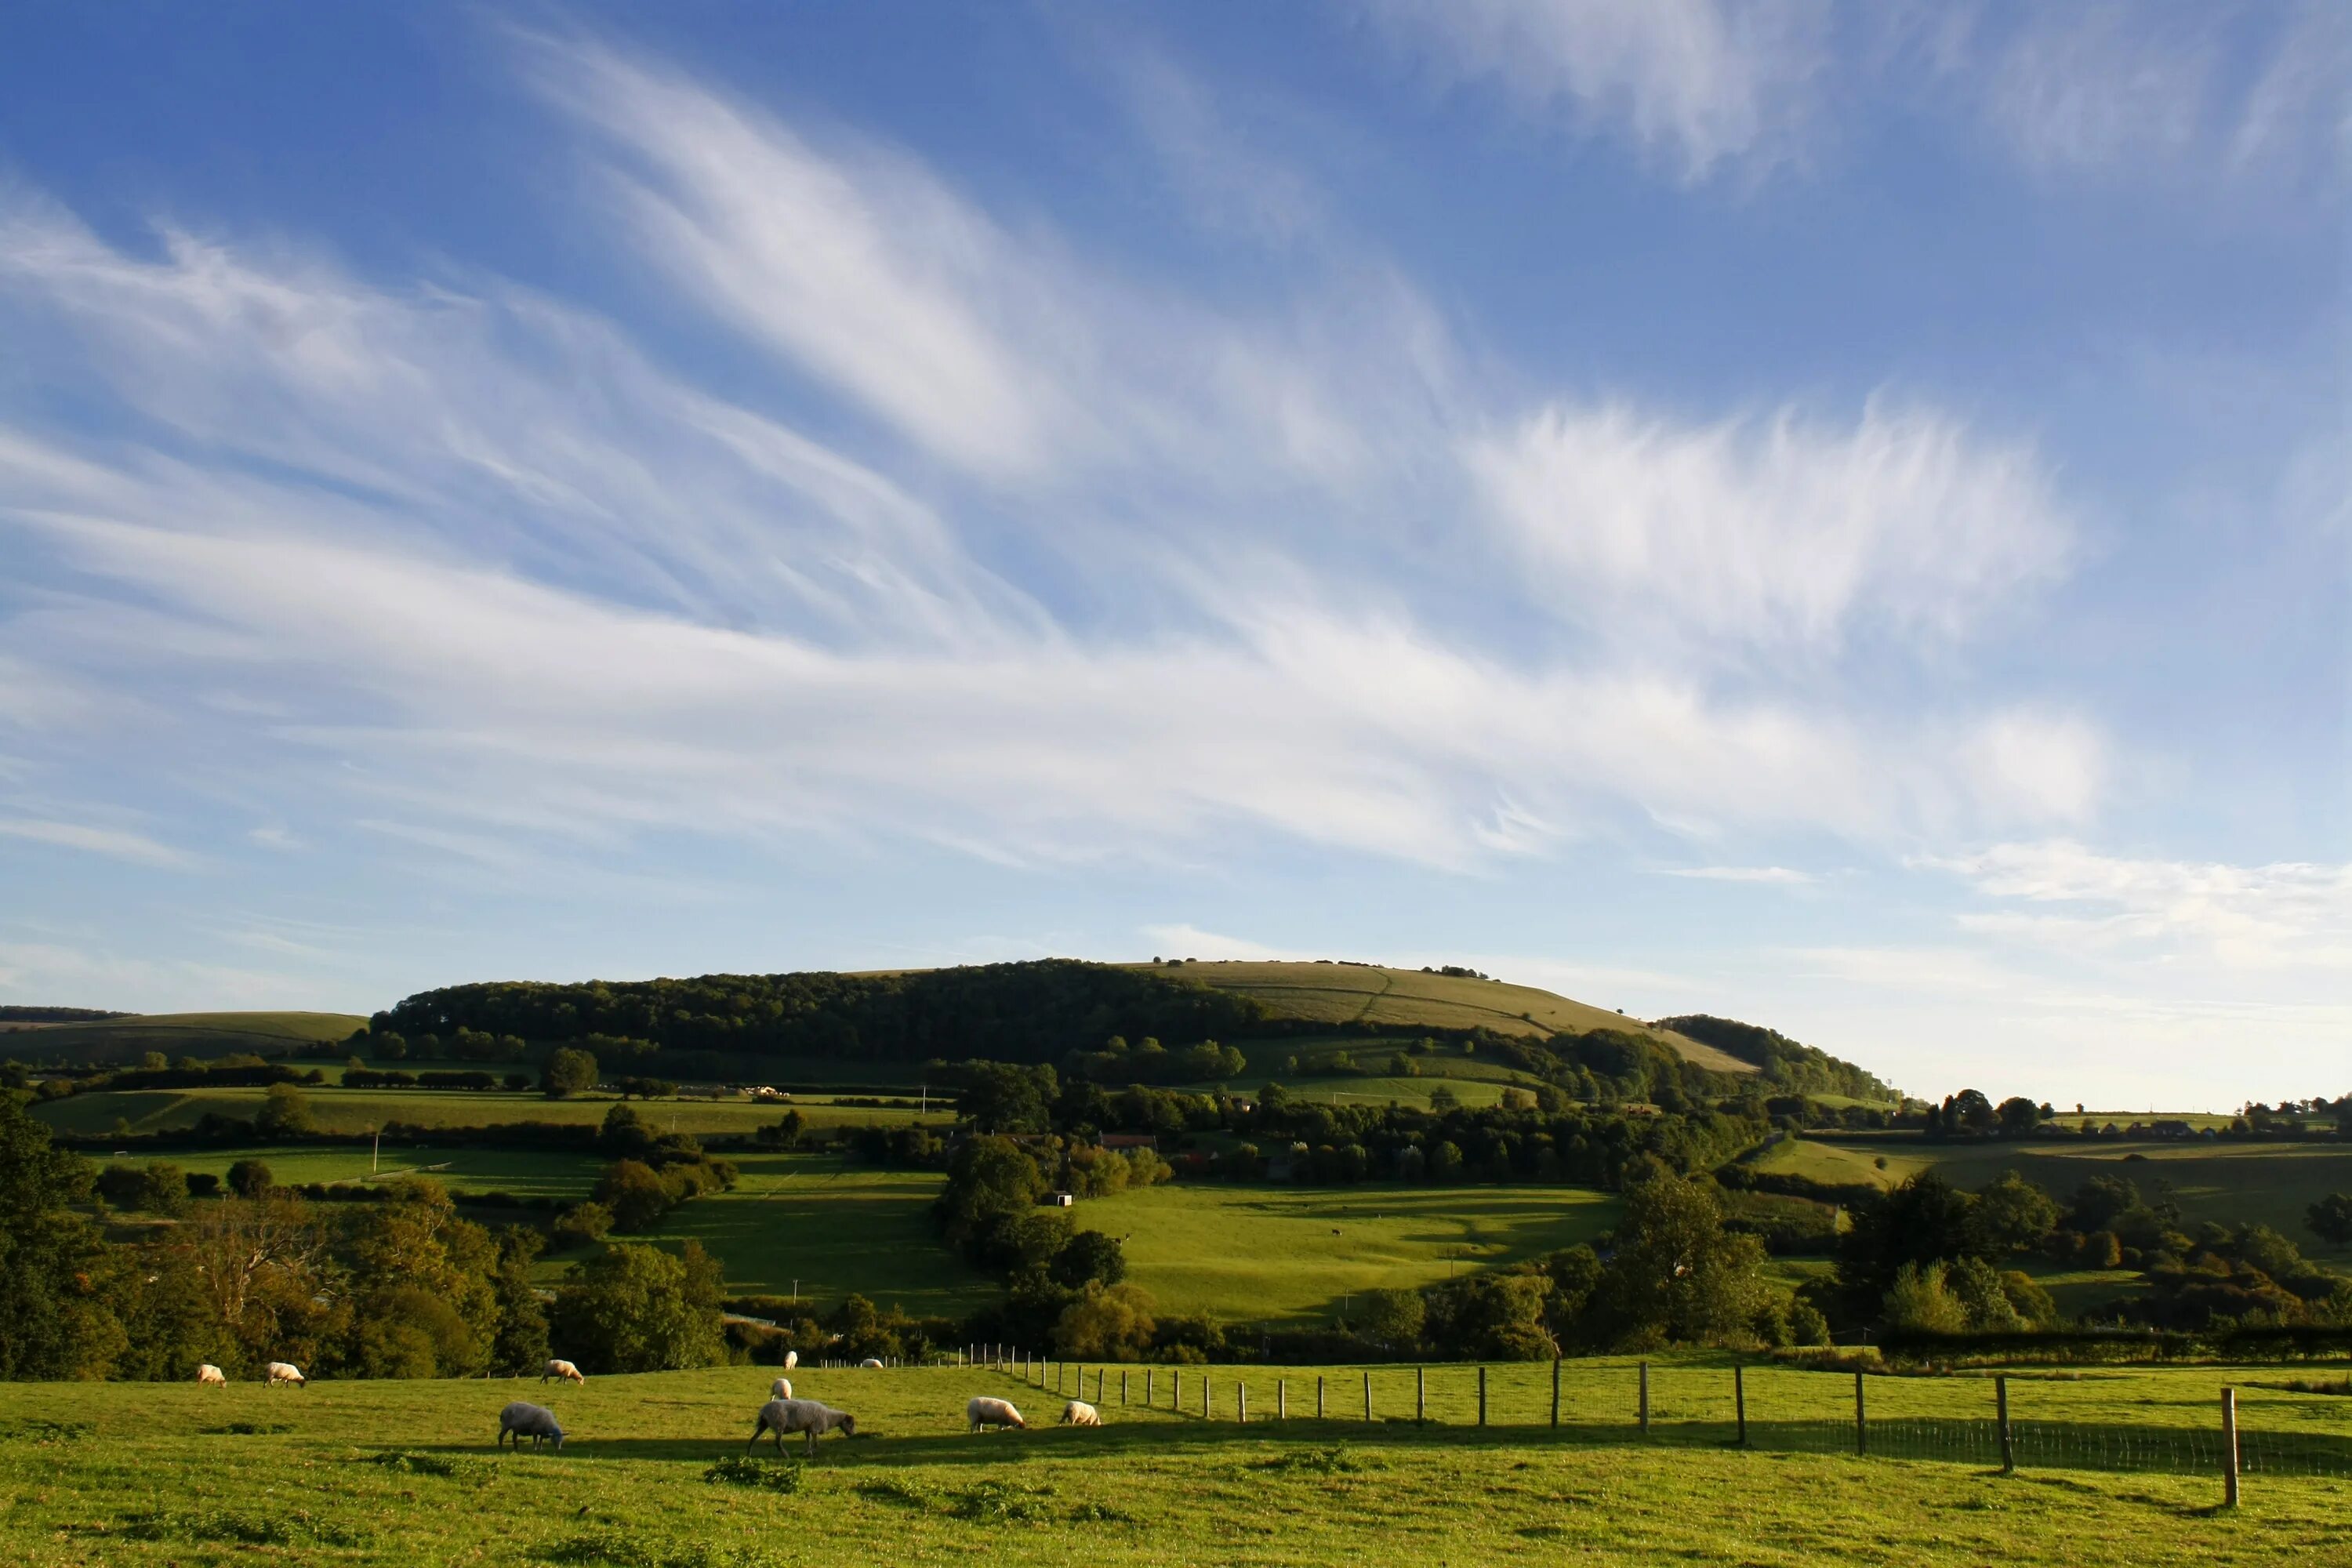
[
  {"left": 769, "top": 1376, "right": 793, "bottom": 1400},
  {"left": 195, "top": 1364, "right": 227, "bottom": 1387},
  {"left": 967, "top": 1396, "right": 1026, "bottom": 1432},
  {"left": 265, "top": 1362, "right": 305, "bottom": 1387},
  {"left": 782, "top": 1350, "right": 798, "bottom": 1370},
  {"left": 746, "top": 1398, "right": 855, "bottom": 1457},
  {"left": 498, "top": 1401, "right": 565, "bottom": 1450},
  {"left": 860, "top": 1357, "right": 884, "bottom": 1369},
  {"left": 1060, "top": 1400, "right": 1102, "bottom": 1427},
  {"left": 543, "top": 1358, "right": 586, "bottom": 1385}
]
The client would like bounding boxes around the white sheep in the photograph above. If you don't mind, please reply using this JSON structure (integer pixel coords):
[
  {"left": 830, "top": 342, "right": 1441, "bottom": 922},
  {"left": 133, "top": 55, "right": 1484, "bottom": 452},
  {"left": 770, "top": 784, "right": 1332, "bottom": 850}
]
[
  {"left": 746, "top": 1397, "right": 856, "bottom": 1457},
  {"left": 498, "top": 1401, "right": 565, "bottom": 1450},
  {"left": 542, "top": 1358, "right": 586, "bottom": 1385},
  {"left": 860, "top": 1357, "right": 884, "bottom": 1369},
  {"left": 1060, "top": 1399, "right": 1102, "bottom": 1427},
  {"left": 195, "top": 1364, "right": 227, "bottom": 1387},
  {"left": 967, "top": 1396, "right": 1026, "bottom": 1432},
  {"left": 265, "top": 1362, "right": 305, "bottom": 1387},
  {"left": 769, "top": 1376, "right": 793, "bottom": 1400},
  {"left": 782, "top": 1350, "right": 799, "bottom": 1370}
]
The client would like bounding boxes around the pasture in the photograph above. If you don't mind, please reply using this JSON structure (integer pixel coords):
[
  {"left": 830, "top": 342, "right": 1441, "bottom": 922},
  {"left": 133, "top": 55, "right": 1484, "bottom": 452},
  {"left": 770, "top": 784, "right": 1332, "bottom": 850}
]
[
  {"left": 1749, "top": 1136, "right": 2352, "bottom": 1263},
  {"left": 1127, "top": 960, "right": 1754, "bottom": 1073},
  {"left": 0, "top": 1359, "right": 2339, "bottom": 1566},
  {"left": 165, "top": 1145, "right": 608, "bottom": 1201},
  {"left": 32, "top": 1085, "right": 941, "bottom": 1138},
  {"left": 0, "top": 1010, "right": 365, "bottom": 1065}
]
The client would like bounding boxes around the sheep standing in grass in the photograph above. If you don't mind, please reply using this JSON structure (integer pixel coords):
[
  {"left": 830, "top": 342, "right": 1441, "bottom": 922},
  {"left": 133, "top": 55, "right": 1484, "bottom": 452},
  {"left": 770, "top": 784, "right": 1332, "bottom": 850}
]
[
  {"left": 746, "top": 1398, "right": 856, "bottom": 1457},
  {"left": 860, "top": 1357, "right": 884, "bottom": 1369},
  {"left": 543, "top": 1359, "right": 586, "bottom": 1385},
  {"left": 769, "top": 1376, "right": 793, "bottom": 1400},
  {"left": 967, "top": 1396, "right": 1026, "bottom": 1432},
  {"left": 498, "top": 1402, "right": 565, "bottom": 1450},
  {"left": 782, "top": 1350, "right": 798, "bottom": 1370},
  {"left": 195, "top": 1364, "right": 227, "bottom": 1387},
  {"left": 265, "top": 1362, "right": 305, "bottom": 1387},
  {"left": 1061, "top": 1400, "right": 1102, "bottom": 1427}
]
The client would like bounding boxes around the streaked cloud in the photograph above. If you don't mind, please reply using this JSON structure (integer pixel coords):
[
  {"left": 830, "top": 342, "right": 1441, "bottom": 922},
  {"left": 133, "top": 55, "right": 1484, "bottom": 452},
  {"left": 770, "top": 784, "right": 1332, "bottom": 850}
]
[{"left": 0, "top": 817, "right": 189, "bottom": 869}]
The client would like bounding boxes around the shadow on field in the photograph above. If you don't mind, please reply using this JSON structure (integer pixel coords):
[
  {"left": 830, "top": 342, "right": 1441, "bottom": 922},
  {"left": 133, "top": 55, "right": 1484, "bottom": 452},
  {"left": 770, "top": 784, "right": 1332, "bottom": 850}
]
[{"left": 381, "top": 1415, "right": 2352, "bottom": 1482}]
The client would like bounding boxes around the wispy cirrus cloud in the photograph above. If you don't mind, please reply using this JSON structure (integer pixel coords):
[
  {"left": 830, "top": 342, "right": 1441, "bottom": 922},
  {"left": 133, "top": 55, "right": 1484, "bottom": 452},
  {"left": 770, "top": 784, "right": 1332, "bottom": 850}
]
[
  {"left": 0, "top": 817, "right": 189, "bottom": 868},
  {"left": 1657, "top": 866, "right": 1817, "bottom": 885}
]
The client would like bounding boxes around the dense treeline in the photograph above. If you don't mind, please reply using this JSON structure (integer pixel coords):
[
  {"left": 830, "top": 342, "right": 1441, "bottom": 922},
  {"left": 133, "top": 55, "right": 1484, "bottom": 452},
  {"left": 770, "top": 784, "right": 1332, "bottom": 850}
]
[
  {"left": 0, "top": 1006, "right": 129, "bottom": 1023},
  {"left": 1651, "top": 1014, "right": 1896, "bottom": 1102},
  {"left": 375, "top": 962, "right": 1267, "bottom": 1067}
]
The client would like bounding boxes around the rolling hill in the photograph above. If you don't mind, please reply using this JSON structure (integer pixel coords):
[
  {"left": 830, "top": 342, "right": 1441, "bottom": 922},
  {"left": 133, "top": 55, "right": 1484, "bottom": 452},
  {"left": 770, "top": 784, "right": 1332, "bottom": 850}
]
[
  {"left": 1127, "top": 960, "right": 1757, "bottom": 1074},
  {"left": 0, "top": 1011, "right": 366, "bottom": 1066}
]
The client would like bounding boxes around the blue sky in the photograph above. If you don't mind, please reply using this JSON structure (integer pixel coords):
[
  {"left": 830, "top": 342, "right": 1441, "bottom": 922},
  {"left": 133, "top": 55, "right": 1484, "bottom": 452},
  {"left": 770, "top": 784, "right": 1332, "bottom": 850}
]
[{"left": 0, "top": 2, "right": 2343, "bottom": 1108}]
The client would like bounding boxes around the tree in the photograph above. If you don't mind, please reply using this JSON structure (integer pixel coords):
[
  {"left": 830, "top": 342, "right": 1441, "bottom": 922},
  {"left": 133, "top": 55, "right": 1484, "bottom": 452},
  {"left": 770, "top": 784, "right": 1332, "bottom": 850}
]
[
  {"left": 1971, "top": 1171, "right": 2058, "bottom": 1254},
  {"left": 1356, "top": 1287, "right": 1425, "bottom": 1348},
  {"left": 1054, "top": 1282, "right": 1157, "bottom": 1359},
  {"left": 933, "top": 1136, "right": 1047, "bottom": 1256},
  {"left": 1429, "top": 1141, "right": 1465, "bottom": 1181},
  {"left": 1427, "top": 1084, "right": 1461, "bottom": 1113},
  {"left": 1048, "top": 1229, "right": 1126, "bottom": 1290},
  {"left": 226, "top": 1159, "right": 274, "bottom": 1200},
  {"left": 136, "top": 1162, "right": 192, "bottom": 1219},
  {"left": 491, "top": 1229, "right": 551, "bottom": 1375},
  {"left": 1995, "top": 1097, "right": 2042, "bottom": 1135},
  {"left": 543, "top": 1047, "right": 599, "bottom": 1100},
  {"left": 551, "top": 1200, "right": 615, "bottom": 1250},
  {"left": 253, "top": 1083, "right": 317, "bottom": 1138},
  {"left": 549, "top": 1243, "right": 724, "bottom": 1374},
  {"left": 2306, "top": 1192, "right": 2352, "bottom": 1247},
  {"left": 595, "top": 1160, "right": 674, "bottom": 1233},
  {"left": 1592, "top": 1173, "right": 1769, "bottom": 1348},
  {"left": 958, "top": 1062, "right": 1057, "bottom": 1134},
  {"left": 1881, "top": 1262, "right": 1969, "bottom": 1334},
  {"left": 0, "top": 1094, "right": 114, "bottom": 1379}
]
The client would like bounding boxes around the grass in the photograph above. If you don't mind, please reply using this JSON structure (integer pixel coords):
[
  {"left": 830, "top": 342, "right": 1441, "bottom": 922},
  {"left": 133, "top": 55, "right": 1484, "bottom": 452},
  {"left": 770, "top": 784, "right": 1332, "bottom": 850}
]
[
  {"left": 0, "top": 1360, "right": 2340, "bottom": 1566},
  {"left": 1127, "top": 960, "right": 1755, "bottom": 1074},
  {"left": 1749, "top": 1135, "right": 2352, "bottom": 1265},
  {"left": 1205, "top": 1036, "right": 1548, "bottom": 1109},
  {"left": 161, "top": 1145, "right": 610, "bottom": 1200},
  {"left": 615, "top": 1154, "right": 995, "bottom": 1317},
  {"left": 32, "top": 1086, "right": 945, "bottom": 1138},
  {"left": 0, "top": 1010, "right": 366, "bottom": 1065}
]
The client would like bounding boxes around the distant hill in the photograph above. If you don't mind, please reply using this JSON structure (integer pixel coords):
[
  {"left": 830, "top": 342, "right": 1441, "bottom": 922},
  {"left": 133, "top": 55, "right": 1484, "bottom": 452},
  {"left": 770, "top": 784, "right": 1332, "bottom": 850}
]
[
  {"left": 0, "top": 1006, "right": 131, "bottom": 1025},
  {"left": 2, "top": 1011, "right": 366, "bottom": 1067},
  {"left": 1128, "top": 960, "right": 1756, "bottom": 1075}
]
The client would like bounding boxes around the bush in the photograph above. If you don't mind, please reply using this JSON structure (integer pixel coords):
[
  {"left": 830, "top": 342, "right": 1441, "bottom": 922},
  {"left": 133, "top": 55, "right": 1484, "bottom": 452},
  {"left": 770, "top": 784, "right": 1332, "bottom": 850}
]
[
  {"left": 551, "top": 1201, "right": 615, "bottom": 1250},
  {"left": 543, "top": 1047, "right": 598, "bottom": 1100},
  {"left": 226, "top": 1159, "right": 273, "bottom": 1199}
]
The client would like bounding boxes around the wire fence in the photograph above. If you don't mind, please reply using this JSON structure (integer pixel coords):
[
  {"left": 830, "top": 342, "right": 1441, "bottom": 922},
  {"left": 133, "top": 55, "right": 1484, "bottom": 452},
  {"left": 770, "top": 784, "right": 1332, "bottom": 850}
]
[{"left": 967, "top": 1348, "right": 2352, "bottom": 1487}]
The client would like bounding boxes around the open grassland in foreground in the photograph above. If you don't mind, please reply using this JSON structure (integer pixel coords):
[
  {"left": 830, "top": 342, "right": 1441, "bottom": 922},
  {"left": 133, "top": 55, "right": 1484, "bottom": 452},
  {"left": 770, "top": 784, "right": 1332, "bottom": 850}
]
[
  {"left": 1127, "top": 960, "right": 1755, "bottom": 1074},
  {"left": 1, "top": 1011, "right": 366, "bottom": 1065},
  {"left": 0, "top": 1360, "right": 2341, "bottom": 1567},
  {"left": 1751, "top": 1136, "right": 2352, "bottom": 1265}
]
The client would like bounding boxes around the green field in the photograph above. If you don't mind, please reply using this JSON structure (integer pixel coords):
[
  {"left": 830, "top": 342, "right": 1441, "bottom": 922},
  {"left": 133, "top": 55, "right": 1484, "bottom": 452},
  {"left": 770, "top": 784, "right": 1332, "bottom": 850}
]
[
  {"left": 0, "top": 1359, "right": 2339, "bottom": 1566},
  {"left": 1748, "top": 1135, "right": 2352, "bottom": 1264},
  {"left": 33, "top": 1086, "right": 943, "bottom": 1138},
  {"left": 0, "top": 1010, "right": 365, "bottom": 1065},
  {"left": 1214, "top": 1035, "right": 1549, "bottom": 1108},
  {"left": 1077, "top": 1182, "right": 1617, "bottom": 1323},
  {"left": 622, "top": 1154, "right": 995, "bottom": 1317},
  {"left": 1129, "top": 960, "right": 1755, "bottom": 1074},
  {"left": 161, "top": 1145, "right": 609, "bottom": 1200}
]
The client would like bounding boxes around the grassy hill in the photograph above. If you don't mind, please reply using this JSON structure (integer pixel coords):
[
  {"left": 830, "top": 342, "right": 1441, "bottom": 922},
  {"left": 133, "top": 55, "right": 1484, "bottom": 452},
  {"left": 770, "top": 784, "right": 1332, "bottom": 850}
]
[
  {"left": 0, "top": 1011, "right": 365, "bottom": 1066},
  {"left": 1127, "top": 960, "right": 1755, "bottom": 1074}
]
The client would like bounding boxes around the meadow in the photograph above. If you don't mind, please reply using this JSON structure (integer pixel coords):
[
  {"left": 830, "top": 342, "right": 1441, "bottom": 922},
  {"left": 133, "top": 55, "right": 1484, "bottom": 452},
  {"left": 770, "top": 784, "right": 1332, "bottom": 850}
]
[
  {"left": 34, "top": 1086, "right": 937, "bottom": 1139},
  {"left": 0, "top": 1359, "right": 2340, "bottom": 1566},
  {"left": 1748, "top": 1135, "right": 2352, "bottom": 1264},
  {"left": 1127, "top": 960, "right": 1754, "bottom": 1073}
]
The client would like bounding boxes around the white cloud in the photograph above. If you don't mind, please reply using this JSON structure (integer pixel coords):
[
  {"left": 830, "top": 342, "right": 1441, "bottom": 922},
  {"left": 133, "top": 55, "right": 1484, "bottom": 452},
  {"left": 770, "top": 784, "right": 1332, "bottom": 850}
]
[
  {"left": 1360, "top": 0, "right": 1830, "bottom": 181},
  {"left": 1465, "top": 398, "right": 2074, "bottom": 654},
  {"left": 1928, "top": 840, "right": 2352, "bottom": 971},
  {"left": 0, "top": 817, "right": 189, "bottom": 868},
  {"left": 1658, "top": 866, "right": 1816, "bottom": 884}
]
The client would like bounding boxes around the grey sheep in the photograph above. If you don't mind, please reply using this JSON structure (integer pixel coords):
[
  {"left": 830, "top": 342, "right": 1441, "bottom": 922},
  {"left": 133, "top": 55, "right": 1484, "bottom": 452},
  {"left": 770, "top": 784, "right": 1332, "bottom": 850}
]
[
  {"left": 498, "top": 1401, "right": 566, "bottom": 1450},
  {"left": 746, "top": 1397, "right": 855, "bottom": 1457}
]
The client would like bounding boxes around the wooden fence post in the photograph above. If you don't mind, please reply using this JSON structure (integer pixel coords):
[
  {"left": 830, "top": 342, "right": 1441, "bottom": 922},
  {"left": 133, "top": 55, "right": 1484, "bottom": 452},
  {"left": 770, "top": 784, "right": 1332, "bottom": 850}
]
[
  {"left": 1478, "top": 1366, "right": 1488, "bottom": 1428},
  {"left": 1279, "top": 1379, "right": 1287, "bottom": 1421},
  {"left": 1121, "top": 1370, "right": 1128, "bottom": 1406},
  {"left": 1551, "top": 1356, "right": 1561, "bottom": 1429},
  {"left": 1364, "top": 1370, "right": 1374, "bottom": 1422},
  {"left": 1240, "top": 1382, "right": 1248, "bottom": 1425},
  {"left": 1639, "top": 1362, "right": 1650, "bottom": 1436},
  {"left": 1996, "top": 1375, "right": 2013, "bottom": 1474},
  {"left": 1317, "top": 1376, "right": 1326, "bottom": 1420},
  {"left": 2222, "top": 1388, "right": 2240, "bottom": 1508},
  {"left": 1735, "top": 1364, "right": 1747, "bottom": 1448},
  {"left": 1417, "top": 1366, "right": 1426, "bottom": 1424},
  {"left": 1853, "top": 1372, "right": 1867, "bottom": 1457},
  {"left": 1204, "top": 1377, "right": 1213, "bottom": 1420}
]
